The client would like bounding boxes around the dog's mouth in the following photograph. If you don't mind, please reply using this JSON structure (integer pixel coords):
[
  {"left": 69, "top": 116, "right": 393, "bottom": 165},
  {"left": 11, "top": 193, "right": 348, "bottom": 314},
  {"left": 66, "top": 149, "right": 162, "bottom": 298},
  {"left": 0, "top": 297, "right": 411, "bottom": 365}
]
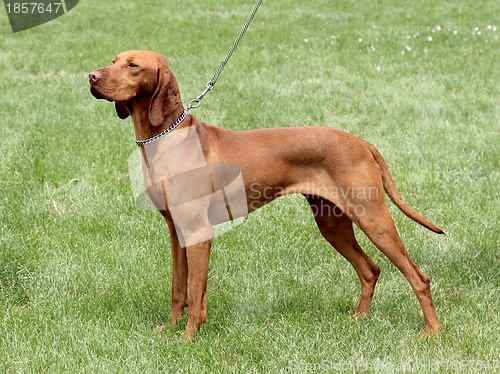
[
  {"left": 89, "top": 85, "right": 104, "bottom": 100},
  {"left": 89, "top": 83, "right": 115, "bottom": 101}
]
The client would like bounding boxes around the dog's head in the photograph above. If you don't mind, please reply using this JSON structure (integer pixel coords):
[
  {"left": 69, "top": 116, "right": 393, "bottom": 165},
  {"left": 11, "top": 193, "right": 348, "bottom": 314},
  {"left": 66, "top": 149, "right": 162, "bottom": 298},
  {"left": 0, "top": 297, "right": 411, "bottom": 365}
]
[{"left": 89, "top": 50, "right": 181, "bottom": 126}]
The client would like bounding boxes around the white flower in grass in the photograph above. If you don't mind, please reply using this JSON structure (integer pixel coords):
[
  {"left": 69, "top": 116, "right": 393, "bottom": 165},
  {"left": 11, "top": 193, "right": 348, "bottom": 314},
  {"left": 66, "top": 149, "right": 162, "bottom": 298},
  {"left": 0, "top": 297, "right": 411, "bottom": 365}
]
[
  {"left": 428, "top": 36, "right": 433, "bottom": 41},
  {"left": 453, "top": 30, "right": 458, "bottom": 36},
  {"left": 304, "top": 38, "right": 309, "bottom": 43},
  {"left": 358, "top": 38, "right": 363, "bottom": 43},
  {"left": 405, "top": 45, "right": 412, "bottom": 52},
  {"left": 493, "top": 25, "right": 498, "bottom": 32}
]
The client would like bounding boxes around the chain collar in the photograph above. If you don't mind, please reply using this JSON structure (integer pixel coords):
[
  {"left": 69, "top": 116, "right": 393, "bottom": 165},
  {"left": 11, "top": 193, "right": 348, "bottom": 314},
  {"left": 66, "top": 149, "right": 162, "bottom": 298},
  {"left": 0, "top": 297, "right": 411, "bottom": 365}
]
[{"left": 135, "top": 109, "right": 188, "bottom": 147}]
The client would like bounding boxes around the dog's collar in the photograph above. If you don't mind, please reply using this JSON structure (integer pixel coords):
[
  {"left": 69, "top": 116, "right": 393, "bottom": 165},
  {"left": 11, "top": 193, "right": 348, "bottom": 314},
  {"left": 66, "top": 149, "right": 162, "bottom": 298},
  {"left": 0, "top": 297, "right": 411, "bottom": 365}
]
[{"left": 135, "top": 109, "right": 188, "bottom": 147}]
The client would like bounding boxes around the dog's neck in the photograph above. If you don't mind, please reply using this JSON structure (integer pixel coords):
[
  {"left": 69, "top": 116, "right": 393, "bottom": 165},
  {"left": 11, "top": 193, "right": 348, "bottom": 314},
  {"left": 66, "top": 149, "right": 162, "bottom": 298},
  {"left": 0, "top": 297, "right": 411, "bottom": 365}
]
[{"left": 126, "top": 98, "right": 189, "bottom": 142}]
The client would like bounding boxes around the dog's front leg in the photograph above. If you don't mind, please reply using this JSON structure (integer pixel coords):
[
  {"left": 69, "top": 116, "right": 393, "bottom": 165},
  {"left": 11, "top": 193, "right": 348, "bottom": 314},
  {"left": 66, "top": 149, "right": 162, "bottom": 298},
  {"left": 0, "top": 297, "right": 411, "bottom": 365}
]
[
  {"left": 165, "top": 218, "right": 188, "bottom": 326},
  {"left": 184, "top": 240, "right": 211, "bottom": 341}
]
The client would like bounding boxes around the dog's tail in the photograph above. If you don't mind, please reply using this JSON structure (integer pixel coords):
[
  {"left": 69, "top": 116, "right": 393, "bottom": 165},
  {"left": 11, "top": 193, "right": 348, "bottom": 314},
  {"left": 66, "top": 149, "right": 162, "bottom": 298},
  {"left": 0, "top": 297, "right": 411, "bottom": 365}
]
[{"left": 364, "top": 140, "right": 444, "bottom": 234}]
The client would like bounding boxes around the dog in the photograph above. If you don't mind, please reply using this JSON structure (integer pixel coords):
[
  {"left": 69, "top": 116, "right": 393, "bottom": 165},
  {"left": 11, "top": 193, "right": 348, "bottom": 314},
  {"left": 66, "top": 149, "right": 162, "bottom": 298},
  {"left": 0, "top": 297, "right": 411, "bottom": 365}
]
[{"left": 89, "top": 50, "right": 443, "bottom": 340}]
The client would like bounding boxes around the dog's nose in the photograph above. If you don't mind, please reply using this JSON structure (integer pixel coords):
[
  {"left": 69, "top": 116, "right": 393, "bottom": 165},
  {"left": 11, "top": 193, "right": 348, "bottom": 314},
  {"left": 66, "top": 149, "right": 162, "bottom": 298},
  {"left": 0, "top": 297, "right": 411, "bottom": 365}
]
[{"left": 89, "top": 70, "right": 101, "bottom": 83}]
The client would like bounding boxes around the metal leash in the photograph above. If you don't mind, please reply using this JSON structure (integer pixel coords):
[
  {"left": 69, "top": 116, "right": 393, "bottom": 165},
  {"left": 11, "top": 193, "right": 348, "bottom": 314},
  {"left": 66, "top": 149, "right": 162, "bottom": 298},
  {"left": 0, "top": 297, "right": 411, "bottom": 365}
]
[{"left": 185, "top": 0, "right": 263, "bottom": 111}]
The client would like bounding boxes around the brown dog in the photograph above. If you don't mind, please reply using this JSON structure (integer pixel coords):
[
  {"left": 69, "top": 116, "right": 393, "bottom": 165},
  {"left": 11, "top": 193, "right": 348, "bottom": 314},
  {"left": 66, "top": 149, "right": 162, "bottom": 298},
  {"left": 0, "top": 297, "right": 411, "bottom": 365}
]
[{"left": 89, "top": 50, "right": 443, "bottom": 340}]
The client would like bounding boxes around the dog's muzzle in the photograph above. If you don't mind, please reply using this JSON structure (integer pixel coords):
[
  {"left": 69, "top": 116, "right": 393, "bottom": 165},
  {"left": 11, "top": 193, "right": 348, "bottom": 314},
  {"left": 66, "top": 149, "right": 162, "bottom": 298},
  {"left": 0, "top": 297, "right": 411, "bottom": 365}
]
[{"left": 89, "top": 70, "right": 107, "bottom": 100}]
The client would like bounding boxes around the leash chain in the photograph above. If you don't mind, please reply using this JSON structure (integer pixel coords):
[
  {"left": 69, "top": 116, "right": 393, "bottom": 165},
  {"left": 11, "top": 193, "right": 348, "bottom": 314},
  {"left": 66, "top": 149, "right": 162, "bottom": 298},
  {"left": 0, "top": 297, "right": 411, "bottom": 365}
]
[
  {"left": 186, "top": 0, "right": 263, "bottom": 111},
  {"left": 135, "top": 109, "right": 188, "bottom": 146}
]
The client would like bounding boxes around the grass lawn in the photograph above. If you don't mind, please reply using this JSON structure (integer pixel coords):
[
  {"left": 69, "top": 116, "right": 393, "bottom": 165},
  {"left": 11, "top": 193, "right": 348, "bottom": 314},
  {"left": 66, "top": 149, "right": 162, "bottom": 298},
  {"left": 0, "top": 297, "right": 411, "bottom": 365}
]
[{"left": 1, "top": 0, "right": 499, "bottom": 372}]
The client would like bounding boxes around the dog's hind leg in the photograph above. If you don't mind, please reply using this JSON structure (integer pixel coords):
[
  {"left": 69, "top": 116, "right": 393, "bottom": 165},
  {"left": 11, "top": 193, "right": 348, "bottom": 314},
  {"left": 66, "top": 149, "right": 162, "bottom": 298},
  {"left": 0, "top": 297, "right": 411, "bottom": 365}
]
[
  {"left": 344, "top": 195, "right": 440, "bottom": 336},
  {"left": 305, "top": 195, "right": 381, "bottom": 317}
]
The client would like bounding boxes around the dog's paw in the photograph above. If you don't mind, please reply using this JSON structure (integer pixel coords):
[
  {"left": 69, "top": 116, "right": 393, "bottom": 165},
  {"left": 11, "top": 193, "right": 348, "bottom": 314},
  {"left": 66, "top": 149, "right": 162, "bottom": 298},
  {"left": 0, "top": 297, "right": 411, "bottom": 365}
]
[
  {"left": 419, "top": 327, "right": 441, "bottom": 341},
  {"left": 153, "top": 325, "right": 167, "bottom": 335},
  {"left": 348, "top": 310, "right": 368, "bottom": 321}
]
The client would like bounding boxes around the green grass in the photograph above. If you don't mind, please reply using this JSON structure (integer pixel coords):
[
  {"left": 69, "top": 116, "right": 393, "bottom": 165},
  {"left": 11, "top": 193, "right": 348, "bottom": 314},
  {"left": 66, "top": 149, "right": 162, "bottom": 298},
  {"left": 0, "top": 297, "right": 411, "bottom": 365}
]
[{"left": 1, "top": 0, "right": 500, "bottom": 372}]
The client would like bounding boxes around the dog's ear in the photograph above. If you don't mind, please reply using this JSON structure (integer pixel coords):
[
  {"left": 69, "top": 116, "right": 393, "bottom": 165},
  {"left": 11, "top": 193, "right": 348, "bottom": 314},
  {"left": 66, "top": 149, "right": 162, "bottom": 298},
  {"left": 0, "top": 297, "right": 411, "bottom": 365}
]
[
  {"left": 149, "top": 68, "right": 181, "bottom": 127},
  {"left": 115, "top": 102, "right": 130, "bottom": 119}
]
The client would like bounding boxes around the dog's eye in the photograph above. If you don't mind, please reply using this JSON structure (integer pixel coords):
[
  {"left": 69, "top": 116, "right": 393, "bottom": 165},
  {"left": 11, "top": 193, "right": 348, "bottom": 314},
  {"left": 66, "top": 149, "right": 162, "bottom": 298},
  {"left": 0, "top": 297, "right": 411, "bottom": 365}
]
[{"left": 128, "top": 62, "right": 139, "bottom": 68}]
